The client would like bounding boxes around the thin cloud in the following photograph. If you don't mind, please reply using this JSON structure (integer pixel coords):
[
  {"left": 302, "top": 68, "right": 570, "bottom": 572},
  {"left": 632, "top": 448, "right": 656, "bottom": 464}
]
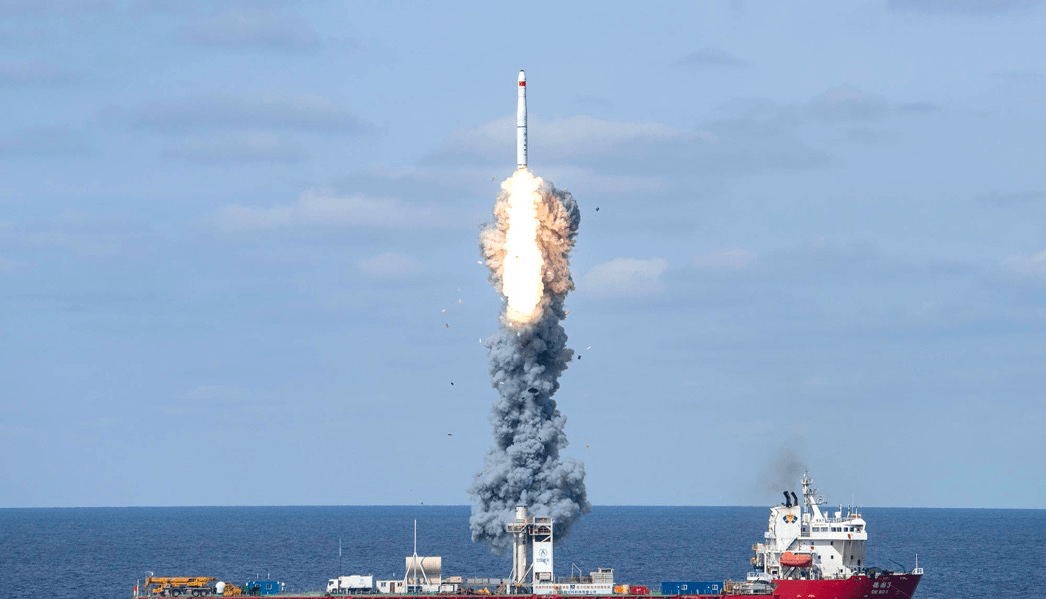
[
  {"left": 807, "top": 85, "right": 890, "bottom": 123},
  {"left": 991, "top": 70, "right": 1044, "bottom": 83},
  {"left": 0, "top": 214, "right": 152, "bottom": 258},
  {"left": 435, "top": 113, "right": 826, "bottom": 176},
  {"left": 0, "top": 126, "right": 92, "bottom": 157},
  {"left": 895, "top": 101, "right": 941, "bottom": 115},
  {"left": 693, "top": 247, "right": 759, "bottom": 272},
  {"left": 181, "top": 384, "right": 254, "bottom": 403},
  {"left": 675, "top": 47, "right": 750, "bottom": 69},
  {"left": 163, "top": 133, "right": 304, "bottom": 165},
  {"left": 699, "top": 116, "right": 828, "bottom": 173},
  {"left": 0, "top": 60, "right": 84, "bottom": 86},
  {"left": 749, "top": 240, "right": 968, "bottom": 290},
  {"left": 440, "top": 114, "right": 684, "bottom": 160},
  {"left": 0, "top": 255, "right": 20, "bottom": 273},
  {"left": 120, "top": 94, "right": 369, "bottom": 134},
  {"left": 886, "top": 0, "right": 1042, "bottom": 15},
  {"left": 0, "top": 0, "right": 115, "bottom": 17},
  {"left": 358, "top": 252, "right": 423, "bottom": 279},
  {"left": 977, "top": 189, "right": 1046, "bottom": 205},
  {"left": 837, "top": 126, "right": 897, "bottom": 145},
  {"left": 766, "top": 239, "right": 889, "bottom": 279},
  {"left": 215, "top": 189, "right": 451, "bottom": 232},
  {"left": 582, "top": 257, "right": 669, "bottom": 298},
  {"left": 575, "top": 94, "right": 615, "bottom": 108},
  {"left": 1003, "top": 250, "right": 1046, "bottom": 280},
  {"left": 178, "top": 6, "right": 320, "bottom": 51}
]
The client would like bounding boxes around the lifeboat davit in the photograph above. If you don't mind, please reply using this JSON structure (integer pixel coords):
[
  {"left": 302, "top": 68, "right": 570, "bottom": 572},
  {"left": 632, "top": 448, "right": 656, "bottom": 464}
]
[{"left": 780, "top": 552, "right": 813, "bottom": 568}]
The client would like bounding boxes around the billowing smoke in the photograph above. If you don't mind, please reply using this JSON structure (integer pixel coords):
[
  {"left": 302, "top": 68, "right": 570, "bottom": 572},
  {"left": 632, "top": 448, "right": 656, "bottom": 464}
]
[{"left": 469, "top": 170, "right": 590, "bottom": 552}]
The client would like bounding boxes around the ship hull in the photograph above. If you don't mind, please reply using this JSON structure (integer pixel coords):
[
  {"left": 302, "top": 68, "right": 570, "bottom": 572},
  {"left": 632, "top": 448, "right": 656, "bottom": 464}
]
[
  {"left": 773, "top": 571, "right": 922, "bottom": 598},
  {"left": 140, "top": 574, "right": 920, "bottom": 599},
  {"left": 151, "top": 581, "right": 923, "bottom": 599}
]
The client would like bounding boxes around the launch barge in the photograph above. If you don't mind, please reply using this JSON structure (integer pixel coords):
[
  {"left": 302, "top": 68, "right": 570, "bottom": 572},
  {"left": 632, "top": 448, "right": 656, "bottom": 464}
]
[{"left": 134, "top": 474, "right": 921, "bottom": 599}]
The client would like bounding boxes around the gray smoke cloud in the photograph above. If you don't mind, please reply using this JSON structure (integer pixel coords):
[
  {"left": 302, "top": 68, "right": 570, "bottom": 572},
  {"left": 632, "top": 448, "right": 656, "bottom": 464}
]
[{"left": 469, "top": 174, "right": 590, "bottom": 552}]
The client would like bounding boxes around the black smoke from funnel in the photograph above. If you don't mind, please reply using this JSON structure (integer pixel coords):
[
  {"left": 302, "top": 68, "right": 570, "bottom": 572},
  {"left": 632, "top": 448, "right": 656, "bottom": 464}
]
[
  {"left": 469, "top": 175, "right": 590, "bottom": 553},
  {"left": 759, "top": 440, "right": 806, "bottom": 501}
]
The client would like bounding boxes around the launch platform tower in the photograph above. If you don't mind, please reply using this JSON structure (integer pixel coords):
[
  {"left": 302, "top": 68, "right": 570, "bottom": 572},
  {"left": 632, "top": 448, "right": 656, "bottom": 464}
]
[{"left": 506, "top": 506, "right": 554, "bottom": 588}]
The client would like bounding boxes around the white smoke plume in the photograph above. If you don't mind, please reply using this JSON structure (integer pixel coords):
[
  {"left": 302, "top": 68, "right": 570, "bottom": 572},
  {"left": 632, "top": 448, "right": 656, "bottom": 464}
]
[{"left": 469, "top": 170, "right": 590, "bottom": 552}]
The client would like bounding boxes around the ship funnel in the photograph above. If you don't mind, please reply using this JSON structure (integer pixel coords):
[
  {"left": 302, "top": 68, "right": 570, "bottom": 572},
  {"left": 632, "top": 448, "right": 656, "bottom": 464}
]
[
  {"left": 791, "top": 492, "right": 799, "bottom": 507},
  {"left": 783, "top": 491, "right": 791, "bottom": 507}
]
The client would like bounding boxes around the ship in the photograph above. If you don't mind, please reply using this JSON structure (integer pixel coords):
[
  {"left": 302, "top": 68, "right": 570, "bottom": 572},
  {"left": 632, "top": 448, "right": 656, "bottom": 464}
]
[
  {"left": 134, "top": 473, "right": 922, "bottom": 599},
  {"left": 748, "top": 473, "right": 923, "bottom": 598}
]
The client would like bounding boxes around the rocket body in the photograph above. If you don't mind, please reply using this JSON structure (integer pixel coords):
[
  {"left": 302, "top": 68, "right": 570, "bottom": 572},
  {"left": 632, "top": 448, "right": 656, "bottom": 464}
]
[{"left": 517, "top": 70, "right": 527, "bottom": 170}]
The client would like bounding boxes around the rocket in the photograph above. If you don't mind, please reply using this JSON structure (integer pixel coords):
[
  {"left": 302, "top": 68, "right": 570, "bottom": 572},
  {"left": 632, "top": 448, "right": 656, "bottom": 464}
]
[{"left": 517, "top": 69, "right": 527, "bottom": 170}]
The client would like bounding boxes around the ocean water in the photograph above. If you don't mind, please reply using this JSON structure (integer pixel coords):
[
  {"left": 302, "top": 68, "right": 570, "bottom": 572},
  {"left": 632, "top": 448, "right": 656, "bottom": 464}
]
[{"left": 1, "top": 506, "right": 1042, "bottom": 599}]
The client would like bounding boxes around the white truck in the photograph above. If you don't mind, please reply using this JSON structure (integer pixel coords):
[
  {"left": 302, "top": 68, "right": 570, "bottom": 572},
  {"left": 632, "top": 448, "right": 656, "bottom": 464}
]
[{"left": 327, "top": 575, "right": 375, "bottom": 595}]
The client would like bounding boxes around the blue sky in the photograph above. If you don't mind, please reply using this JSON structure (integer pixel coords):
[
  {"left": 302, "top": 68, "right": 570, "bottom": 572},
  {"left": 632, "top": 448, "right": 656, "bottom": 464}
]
[{"left": 1, "top": 0, "right": 1044, "bottom": 509}]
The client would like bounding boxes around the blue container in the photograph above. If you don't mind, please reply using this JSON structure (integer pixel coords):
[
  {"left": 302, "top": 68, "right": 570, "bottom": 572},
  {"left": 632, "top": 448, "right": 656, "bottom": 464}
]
[{"left": 660, "top": 581, "right": 722, "bottom": 596}]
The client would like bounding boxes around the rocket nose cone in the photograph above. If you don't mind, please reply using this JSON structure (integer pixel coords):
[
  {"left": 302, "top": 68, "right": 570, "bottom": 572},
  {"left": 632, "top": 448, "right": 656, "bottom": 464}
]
[{"left": 518, "top": 70, "right": 525, "bottom": 82}]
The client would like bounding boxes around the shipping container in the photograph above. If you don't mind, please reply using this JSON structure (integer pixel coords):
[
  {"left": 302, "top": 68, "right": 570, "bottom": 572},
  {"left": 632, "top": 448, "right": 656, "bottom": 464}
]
[
  {"left": 243, "top": 580, "right": 282, "bottom": 595},
  {"left": 660, "top": 581, "right": 721, "bottom": 595}
]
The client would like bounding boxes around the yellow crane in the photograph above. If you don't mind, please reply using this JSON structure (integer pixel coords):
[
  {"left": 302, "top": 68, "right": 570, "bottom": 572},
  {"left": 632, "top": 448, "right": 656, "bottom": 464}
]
[{"left": 143, "top": 576, "right": 221, "bottom": 597}]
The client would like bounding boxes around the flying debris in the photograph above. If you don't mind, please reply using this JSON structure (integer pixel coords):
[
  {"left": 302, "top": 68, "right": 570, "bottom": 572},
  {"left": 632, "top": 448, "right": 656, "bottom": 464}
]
[{"left": 469, "top": 70, "right": 589, "bottom": 553}]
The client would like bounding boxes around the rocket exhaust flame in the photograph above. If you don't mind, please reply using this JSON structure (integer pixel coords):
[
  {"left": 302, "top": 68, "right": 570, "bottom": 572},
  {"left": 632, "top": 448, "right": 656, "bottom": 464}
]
[
  {"left": 470, "top": 73, "right": 588, "bottom": 551},
  {"left": 502, "top": 172, "right": 543, "bottom": 325}
]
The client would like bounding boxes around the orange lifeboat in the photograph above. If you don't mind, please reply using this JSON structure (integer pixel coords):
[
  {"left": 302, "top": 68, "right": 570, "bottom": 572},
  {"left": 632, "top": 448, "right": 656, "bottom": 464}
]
[{"left": 781, "top": 551, "right": 813, "bottom": 568}]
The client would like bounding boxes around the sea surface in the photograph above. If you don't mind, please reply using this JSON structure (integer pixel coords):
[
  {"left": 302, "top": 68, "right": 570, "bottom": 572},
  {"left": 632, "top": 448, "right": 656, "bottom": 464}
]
[{"left": 1, "top": 506, "right": 1042, "bottom": 599}]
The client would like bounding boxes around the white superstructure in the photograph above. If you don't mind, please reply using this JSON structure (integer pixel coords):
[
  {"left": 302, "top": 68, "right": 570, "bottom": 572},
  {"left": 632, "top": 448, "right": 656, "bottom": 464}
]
[{"left": 752, "top": 473, "right": 868, "bottom": 580}]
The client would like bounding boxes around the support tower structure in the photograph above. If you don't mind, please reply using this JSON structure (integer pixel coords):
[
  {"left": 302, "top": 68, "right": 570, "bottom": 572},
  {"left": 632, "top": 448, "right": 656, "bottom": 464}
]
[{"left": 505, "top": 507, "right": 554, "bottom": 588}]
